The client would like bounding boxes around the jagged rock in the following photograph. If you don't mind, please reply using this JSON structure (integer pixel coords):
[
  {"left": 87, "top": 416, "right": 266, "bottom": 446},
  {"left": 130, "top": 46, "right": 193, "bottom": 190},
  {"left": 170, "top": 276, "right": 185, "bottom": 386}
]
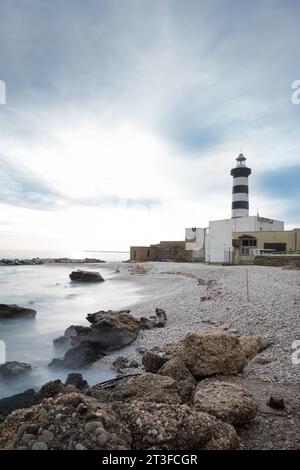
[
  {"left": 239, "top": 335, "right": 271, "bottom": 359},
  {"left": 193, "top": 381, "right": 258, "bottom": 425},
  {"left": 0, "top": 392, "right": 131, "bottom": 450},
  {"left": 48, "top": 341, "right": 105, "bottom": 369},
  {"left": 53, "top": 336, "right": 70, "bottom": 349},
  {"left": 158, "top": 357, "right": 195, "bottom": 383},
  {"left": 142, "top": 350, "right": 168, "bottom": 373},
  {"left": 112, "top": 357, "right": 129, "bottom": 371},
  {"left": 69, "top": 271, "right": 104, "bottom": 282},
  {"left": 38, "top": 380, "right": 66, "bottom": 400},
  {"left": 0, "top": 389, "right": 38, "bottom": 418},
  {"left": 50, "top": 311, "right": 140, "bottom": 368},
  {"left": 123, "top": 372, "right": 181, "bottom": 404},
  {"left": 268, "top": 394, "right": 285, "bottom": 410},
  {"left": 0, "top": 304, "right": 37, "bottom": 320},
  {"left": 0, "top": 362, "right": 32, "bottom": 379},
  {"left": 64, "top": 325, "right": 90, "bottom": 338},
  {"left": 86, "top": 309, "right": 130, "bottom": 324},
  {"left": 115, "top": 400, "right": 239, "bottom": 450},
  {"left": 180, "top": 329, "right": 247, "bottom": 377},
  {"left": 138, "top": 317, "right": 156, "bottom": 330},
  {"left": 65, "top": 373, "right": 88, "bottom": 390},
  {"left": 158, "top": 357, "right": 196, "bottom": 402},
  {"left": 80, "top": 310, "right": 140, "bottom": 351}
]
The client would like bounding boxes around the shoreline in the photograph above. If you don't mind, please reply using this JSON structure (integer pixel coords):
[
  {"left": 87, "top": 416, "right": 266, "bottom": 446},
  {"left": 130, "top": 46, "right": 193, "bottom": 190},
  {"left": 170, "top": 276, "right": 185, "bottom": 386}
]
[
  {"left": 115, "top": 262, "right": 299, "bottom": 385},
  {"left": 1, "top": 261, "right": 299, "bottom": 449}
]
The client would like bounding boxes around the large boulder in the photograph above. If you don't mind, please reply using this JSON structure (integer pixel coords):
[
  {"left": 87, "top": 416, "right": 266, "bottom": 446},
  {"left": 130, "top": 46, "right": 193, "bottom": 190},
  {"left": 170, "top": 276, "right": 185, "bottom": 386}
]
[
  {"left": 37, "top": 380, "right": 66, "bottom": 400},
  {"left": 0, "top": 304, "right": 37, "bottom": 320},
  {"left": 50, "top": 311, "right": 140, "bottom": 368},
  {"left": 78, "top": 310, "right": 140, "bottom": 352},
  {"left": 180, "top": 329, "right": 247, "bottom": 378},
  {"left": 0, "top": 362, "right": 32, "bottom": 380},
  {"left": 0, "top": 392, "right": 131, "bottom": 450},
  {"left": 65, "top": 373, "right": 88, "bottom": 391},
  {"left": 158, "top": 357, "right": 196, "bottom": 402},
  {"left": 142, "top": 350, "right": 168, "bottom": 373},
  {"left": 0, "top": 389, "right": 38, "bottom": 418},
  {"left": 123, "top": 373, "right": 182, "bottom": 404},
  {"left": 69, "top": 271, "right": 104, "bottom": 282},
  {"left": 193, "top": 381, "right": 258, "bottom": 425},
  {"left": 239, "top": 335, "right": 270, "bottom": 360},
  {"left": 48, "top": 341, "right": 105, "bottom": 369},
  {"left": 115, "top": 400, "right": 239, "bottom": 450},
  {"left": 64, "top": 325, "right": 90, "bottom": 337}
]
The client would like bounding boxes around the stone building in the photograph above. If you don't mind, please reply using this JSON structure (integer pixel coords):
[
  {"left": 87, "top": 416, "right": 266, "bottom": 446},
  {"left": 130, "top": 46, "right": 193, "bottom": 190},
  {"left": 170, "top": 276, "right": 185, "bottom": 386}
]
[{"left": 130, "top": 241, "right": 193, "bottom": 262}]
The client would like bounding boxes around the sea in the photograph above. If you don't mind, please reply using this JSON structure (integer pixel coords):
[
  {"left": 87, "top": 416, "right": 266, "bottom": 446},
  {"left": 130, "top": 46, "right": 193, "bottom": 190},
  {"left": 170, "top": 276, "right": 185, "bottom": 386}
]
[{"left": 0, "top": 249, "right": 142, "bottom": 399}]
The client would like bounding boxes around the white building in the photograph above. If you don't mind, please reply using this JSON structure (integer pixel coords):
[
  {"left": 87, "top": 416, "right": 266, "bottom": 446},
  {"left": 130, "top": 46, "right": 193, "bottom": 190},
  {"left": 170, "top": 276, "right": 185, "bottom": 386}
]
[{"left": 185, "top": 153, "right": 284, "bottom": 264}]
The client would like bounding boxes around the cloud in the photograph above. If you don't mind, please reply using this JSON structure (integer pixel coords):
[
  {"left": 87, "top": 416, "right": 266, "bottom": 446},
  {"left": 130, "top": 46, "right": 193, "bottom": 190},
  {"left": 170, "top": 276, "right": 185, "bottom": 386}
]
[
  {"left": 0, "top": 0, "right": 299, "bottom": 249},
  {"left": 0, "top": 155, "right": 64, "bottom": 210}
]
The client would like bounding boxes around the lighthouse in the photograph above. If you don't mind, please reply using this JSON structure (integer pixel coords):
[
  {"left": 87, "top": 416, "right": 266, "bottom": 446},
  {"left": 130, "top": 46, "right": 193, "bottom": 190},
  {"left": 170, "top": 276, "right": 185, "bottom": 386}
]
[{"left": 231, "top": 153, "right": 251, "bottom": 218}]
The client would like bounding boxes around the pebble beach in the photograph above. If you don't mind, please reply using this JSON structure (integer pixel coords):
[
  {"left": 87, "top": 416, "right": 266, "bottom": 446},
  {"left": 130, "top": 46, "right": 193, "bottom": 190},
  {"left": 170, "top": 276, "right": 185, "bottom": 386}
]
[{"left": 114, "top": 262, "right": 300, "bottom": 385}]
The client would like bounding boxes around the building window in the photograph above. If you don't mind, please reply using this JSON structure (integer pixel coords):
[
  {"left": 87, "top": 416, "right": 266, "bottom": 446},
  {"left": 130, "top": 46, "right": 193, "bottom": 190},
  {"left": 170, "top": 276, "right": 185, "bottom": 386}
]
[
  {"left": 263, "top": 243, "right": 286, "bottom": 252},
  {"left": 147, "top": 249, "right": 150, "bottom": 257},
  {"left": 240, "top": 237, "right": 257, "bottom": 256}
]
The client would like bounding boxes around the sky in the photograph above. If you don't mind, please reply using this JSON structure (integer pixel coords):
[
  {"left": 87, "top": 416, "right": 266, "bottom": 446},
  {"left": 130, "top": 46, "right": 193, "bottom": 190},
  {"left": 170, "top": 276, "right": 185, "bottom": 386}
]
[{"left": 0, "top": 0, "right": 299, "bottom": 252}]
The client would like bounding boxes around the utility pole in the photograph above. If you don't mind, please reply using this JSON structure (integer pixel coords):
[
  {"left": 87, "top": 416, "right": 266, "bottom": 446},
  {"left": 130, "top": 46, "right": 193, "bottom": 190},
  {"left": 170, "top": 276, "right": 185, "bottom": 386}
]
[{"left": 246, "top": 269, "right": 249, "bottom": 302}]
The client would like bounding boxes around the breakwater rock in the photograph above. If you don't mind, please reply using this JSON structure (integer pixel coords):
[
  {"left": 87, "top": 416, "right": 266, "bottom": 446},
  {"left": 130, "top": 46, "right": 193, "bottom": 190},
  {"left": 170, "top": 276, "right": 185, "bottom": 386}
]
[{"left": 0, "top": 304, "right": 37, "bottom": 320}]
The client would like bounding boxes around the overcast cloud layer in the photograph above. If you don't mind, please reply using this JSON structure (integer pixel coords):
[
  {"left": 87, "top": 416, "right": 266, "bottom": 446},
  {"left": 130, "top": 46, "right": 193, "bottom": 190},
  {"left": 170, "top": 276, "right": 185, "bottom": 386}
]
[{"left": 0, "top": 0, "right": 299, "bottom": 251}]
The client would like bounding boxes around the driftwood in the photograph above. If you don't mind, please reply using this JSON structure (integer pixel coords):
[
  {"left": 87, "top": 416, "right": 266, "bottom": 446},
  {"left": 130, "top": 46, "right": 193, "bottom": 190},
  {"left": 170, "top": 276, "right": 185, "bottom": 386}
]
[
  {"left": 97, "top": 372, "right": 142, "bottom": 390},
  {"left": 155, "top": 308, "right": 167, "bottom": 327}
]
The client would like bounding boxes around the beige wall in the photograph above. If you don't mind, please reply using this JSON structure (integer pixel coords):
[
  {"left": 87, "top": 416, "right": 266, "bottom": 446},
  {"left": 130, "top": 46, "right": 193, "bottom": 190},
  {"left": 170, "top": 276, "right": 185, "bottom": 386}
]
[
  {"left": 130, "top": 246, "right": 151, "bottom": 261},
  {"left": 232, "top": 230, "right": 299, "bottom": 264},
  {"left": 130, "top": 241, "right": 193, "bottom": 262}
]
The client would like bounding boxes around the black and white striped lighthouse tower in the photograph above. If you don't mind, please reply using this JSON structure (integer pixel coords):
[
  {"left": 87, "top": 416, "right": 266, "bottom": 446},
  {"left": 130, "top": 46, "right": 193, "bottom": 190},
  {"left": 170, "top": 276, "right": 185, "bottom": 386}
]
[{"left": 231, "top": 153, "right": 251, "bottom": 218}]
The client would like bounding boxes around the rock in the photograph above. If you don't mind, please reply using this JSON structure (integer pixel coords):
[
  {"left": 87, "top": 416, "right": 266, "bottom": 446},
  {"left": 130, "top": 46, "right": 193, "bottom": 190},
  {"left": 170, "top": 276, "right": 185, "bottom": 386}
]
[
  {"left": 193, "top": 381, "right": 258, "bottom": 425},
  {"left": 138, "top": 317, "right": 156, "bottom": 330},
  {"left": 32, "top": 441, "right": 48, "bottom": 450},
  {"left": 268, "top": 395, "right": 285, "bottom": 410},
  {"left": 75, "top": 443, "right": 87, "bottom": 450},
  {"left": 64, "top": 325, "right": 90, "bottom": 339},
  {"left": 53, "top": 336, "right": 70, "bottom": 349},
  {"left": 74, "top": 310, "right": 141, "bottom": 352},
  {"left": 239, "top": 335, "right": 271, "bottom": 359},
  {"left": 158, "top": 357, "right": 196, "bottom": 402},
  {"left": 0, "top": 304, "right": 37, "bottom": 320},
  {"left": 180, "top": 329, "right": 248, "bottom": 377},
  {"left": 65, "top": 373, "right": 88, "bottom": 390},
  {"left": 112, "top": 356, "right": 129, "bottom": 371},
  {"left": 0, "top": 361, "right": 32, "bottom": 379},
  {"left": 69, "top": 270, "right": 104, "bottom": 282},
  {"left": 0, "top": 392, "right": 131, "bottom": 450},
  {"left": 129, "top": 360, "right": 139, "bottom": 368},
  {"left": 136, "top": 347, "right": 146, "bottom": 355},
  {"left": 49, "top": 341, "right": 105, "bottom": 368},
  {"left": 142, "top": 350, "right": 168, "bottom": 373},
  {"left": 0, "top": 389, "right": 38, "bottom": 417},
  {"left": 38, "top": 430, "right": 54, "bottom": 443},
  {"left": 38, "top": 380, "right": 65, "bottom": 400},
  {"left": 27, "top": 424, "right": 39, "bottom": 435},
  {"left": 116, "top": 400, "right": 239, "bottom": 450},
  {"left": 123, "top": 372, "right": 181, "bottom": 404},
  {"left": 158, "top": 357, "right": 196, "bottom": 383}
]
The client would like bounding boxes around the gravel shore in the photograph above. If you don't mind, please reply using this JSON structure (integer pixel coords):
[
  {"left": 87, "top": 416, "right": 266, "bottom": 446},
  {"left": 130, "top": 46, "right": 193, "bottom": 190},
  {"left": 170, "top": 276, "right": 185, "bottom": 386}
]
[
  {"left": 108, "top": 261, "right": 300, "bottom": 450},
  {"left": 112, "top": 262, "right": 299, "bottom": 385}
]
